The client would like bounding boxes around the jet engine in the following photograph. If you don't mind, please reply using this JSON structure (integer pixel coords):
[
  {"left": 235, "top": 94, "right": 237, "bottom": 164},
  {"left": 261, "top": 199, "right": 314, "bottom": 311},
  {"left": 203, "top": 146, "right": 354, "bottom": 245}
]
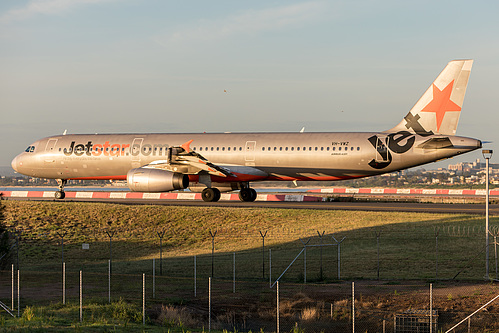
[{"left": 127, "top": 168, "right": 189, "bottom": 192}]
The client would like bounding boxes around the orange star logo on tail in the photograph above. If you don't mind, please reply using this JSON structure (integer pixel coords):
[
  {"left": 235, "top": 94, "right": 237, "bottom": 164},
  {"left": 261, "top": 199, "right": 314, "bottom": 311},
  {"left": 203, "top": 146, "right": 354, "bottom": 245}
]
[{"left": 421, "top": 80, "right": 461, "bottom": 132}]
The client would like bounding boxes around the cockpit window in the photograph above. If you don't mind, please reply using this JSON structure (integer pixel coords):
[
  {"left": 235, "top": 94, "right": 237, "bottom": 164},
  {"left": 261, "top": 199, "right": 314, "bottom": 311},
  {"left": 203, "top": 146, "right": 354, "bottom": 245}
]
[{"left": 25, "top": 146, "right": 35, "bottom": 153}]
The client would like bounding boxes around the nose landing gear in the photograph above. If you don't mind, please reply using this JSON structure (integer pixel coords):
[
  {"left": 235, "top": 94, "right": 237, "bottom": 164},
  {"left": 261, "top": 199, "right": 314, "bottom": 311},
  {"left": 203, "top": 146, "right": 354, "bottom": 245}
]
[{"left": 55, "top": 179, "right": 67, "bottom": 200}]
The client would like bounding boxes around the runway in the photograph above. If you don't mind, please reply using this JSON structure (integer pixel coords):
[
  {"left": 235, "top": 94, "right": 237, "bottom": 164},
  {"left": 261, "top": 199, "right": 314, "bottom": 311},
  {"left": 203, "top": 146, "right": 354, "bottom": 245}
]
[{"left": 6, "top": 195, "right": 498, "bottom": 215}]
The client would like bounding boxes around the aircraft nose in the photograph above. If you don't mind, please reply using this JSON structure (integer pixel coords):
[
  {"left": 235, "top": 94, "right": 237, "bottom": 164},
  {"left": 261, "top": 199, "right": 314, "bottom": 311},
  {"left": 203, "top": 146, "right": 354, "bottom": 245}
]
[
  {"left": 11, "top": 155, "right": 18, "bottom": 172},
  {"left": 11, "top": 154, "right": 23, "bottom": 173}
]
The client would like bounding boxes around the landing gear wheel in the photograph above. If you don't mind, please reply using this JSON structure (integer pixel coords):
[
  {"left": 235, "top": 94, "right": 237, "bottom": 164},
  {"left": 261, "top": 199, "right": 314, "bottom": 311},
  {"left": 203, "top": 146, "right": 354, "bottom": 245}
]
[
  {"left": 55, "top": 179, "right": 67, "bottom": 200},
  {"left": 201, "top": 188, "right": 221, "bottom": 202},
  {"left": 239, "top": 188, "right": 257, "bottom": 202}
]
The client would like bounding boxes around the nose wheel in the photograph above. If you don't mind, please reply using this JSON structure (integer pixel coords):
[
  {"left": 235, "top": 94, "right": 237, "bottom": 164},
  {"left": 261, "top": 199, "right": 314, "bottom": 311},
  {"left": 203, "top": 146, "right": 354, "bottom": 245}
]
[
  {"left": 239, "top": 188, "right": 257, "bottom": 202},
  {"left": 55, "top": 179, "right": 67, "bottom": 200}
]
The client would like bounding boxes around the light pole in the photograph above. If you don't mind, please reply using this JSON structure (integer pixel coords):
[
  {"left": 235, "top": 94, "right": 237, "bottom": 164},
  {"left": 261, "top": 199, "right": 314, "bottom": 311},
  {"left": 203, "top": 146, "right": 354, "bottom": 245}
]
[{"left": 483, "top": 149, "right": 493, "bottom": 278}]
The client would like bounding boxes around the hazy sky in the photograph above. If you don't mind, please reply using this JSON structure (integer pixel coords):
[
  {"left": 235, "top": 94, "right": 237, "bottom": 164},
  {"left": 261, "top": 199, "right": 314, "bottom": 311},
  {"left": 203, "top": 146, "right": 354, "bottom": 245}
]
[{"left": 1, "top": 0, "right": 498, "bottom": 169}]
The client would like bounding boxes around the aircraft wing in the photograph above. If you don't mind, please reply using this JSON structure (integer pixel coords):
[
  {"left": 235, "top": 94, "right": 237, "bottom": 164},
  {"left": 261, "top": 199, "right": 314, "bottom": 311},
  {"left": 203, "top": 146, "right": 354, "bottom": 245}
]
[{"left": 142, "top": 141, "right": 234, "bottom": 178}]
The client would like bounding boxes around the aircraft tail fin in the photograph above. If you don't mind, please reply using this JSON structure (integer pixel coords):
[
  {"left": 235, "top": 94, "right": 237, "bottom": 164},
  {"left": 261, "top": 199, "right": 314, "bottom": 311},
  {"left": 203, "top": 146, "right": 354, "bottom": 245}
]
[{"left": 387, "top": 59, "right": 473, "bottom": 136}]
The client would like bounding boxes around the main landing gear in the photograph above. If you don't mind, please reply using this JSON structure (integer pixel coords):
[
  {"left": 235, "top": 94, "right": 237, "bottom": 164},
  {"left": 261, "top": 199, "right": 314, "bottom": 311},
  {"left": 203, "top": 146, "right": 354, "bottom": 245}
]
[
  {"left": 238, "top": 188, "right": 257, "bottom": 202},
  {"left": 200, "top": 186, "right": 257, "bottom": 202},
  {"left": 201, "top": 188, "right": 221, "bottom": 202},
  {"left": 55, "top": 179, "right": 67, "bottom": 200}
]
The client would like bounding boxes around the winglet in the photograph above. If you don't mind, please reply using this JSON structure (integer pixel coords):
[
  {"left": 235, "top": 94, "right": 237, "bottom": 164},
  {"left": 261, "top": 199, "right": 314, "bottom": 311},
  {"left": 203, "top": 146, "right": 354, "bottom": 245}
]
[{"left": 181, "top": 140, "right": 194, "bottom": 152}]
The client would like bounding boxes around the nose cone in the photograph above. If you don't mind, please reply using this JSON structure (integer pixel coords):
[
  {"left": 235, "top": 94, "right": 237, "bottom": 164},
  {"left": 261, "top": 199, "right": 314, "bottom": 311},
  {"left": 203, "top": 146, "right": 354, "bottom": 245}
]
[{"left": 11, "top": 155, "right": 19, "bottom": 172}]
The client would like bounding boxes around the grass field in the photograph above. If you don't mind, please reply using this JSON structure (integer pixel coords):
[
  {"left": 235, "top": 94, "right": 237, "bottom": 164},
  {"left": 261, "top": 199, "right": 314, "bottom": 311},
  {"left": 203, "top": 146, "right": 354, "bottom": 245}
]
[{"left": 1, "top": 200, "right": 499, "bottom": 331}]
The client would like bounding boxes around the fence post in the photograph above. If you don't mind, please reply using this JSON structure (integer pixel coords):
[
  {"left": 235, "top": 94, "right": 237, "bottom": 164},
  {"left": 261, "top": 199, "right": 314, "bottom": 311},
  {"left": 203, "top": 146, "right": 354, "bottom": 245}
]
[
  {"left": 352, "top": 281, "right": 355, "bottom": 333},
  {"left": 495, "top": 235, "right": 498, "bottom": 280},
  {"left": 338, "top": 242, "right": 341, "bottom": 280},
  {"left": 194, "top": 255, "right": 197, "bottom": 297},
  {"left": 108, "top": 260, "right": 111, "bottom": 303},
  {"left": 79, "top": 270, "right": 82, "bottom": 322},
  {"left": 233, "top": 252, "right": 236, "bottom": 293},
  {"left": 304, "top": 245, "right": 307, "bottom": 284},
  {"left": 63, "top": 262, "right": 66, "bottom": 305},
  {"left": 57, "top": 231, "right": 67, "bottom": 267},
  {"left": 332, "top": 236, "right": 346, "bottom": 280},
  {"left": 11, "top": 264, "right": 14, "bottom": 311},
  {"left": 277, "top": 280, "right": 280, "bottom": 333},
  {"left": 260, "top": 230, "right": 267, "bottom": 279},
  {"left": 209, "top": 230, "right": 217, "bottom": 278},
  {"left": 209, "top": 277, "right": 212, "bottom": 333},
  {"left": 269, "top": 249, "right": 272, "bottom": 288},
  {"left": 105, "top": 230, "right": 115, "bottom": 275},
  {"left": 153, "top": 259, "right": 156, "bottom": 299},
  {"left": 318, "top": 230, "right": 325, "bottom": 281},
  {"left": 142, "top": 273, "right": 145, "bottom": 325},
  {"left": 299, "top": 238, "right": 311, "bottom": 284},
  {"left": 430, "top": 283, "right": 433, "bottom": 333},
  {"left": 157, "top": 230, "right": 166, "bottom": 276}
]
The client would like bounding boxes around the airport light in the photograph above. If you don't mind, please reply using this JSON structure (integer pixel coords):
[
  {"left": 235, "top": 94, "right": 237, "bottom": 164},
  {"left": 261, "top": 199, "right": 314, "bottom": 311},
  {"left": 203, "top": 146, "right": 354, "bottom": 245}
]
[{"left": 482, "top": 149, "right": 493, "bottom": 278}]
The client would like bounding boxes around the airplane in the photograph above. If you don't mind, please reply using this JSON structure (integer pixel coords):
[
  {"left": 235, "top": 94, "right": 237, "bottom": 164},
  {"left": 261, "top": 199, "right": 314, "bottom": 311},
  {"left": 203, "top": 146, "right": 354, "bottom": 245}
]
[{"left": 11, "top": 60, "right": 482, "bottom": 202}]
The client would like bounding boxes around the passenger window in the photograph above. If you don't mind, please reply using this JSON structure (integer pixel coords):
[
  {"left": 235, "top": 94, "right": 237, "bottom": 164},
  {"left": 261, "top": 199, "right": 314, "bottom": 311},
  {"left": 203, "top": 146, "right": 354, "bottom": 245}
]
[
  {"left": 321, "top": 147, "right": 324, "bottom": 151},
  {"left": 297, "top": 147, "right": 300, "bottom": 151},
  {"left": 338, "top": 147, "right": 342, "bottom": 151},
  {"left": 280, "top": 147, "right": 282, "bottom": 151},
  {"left": 291, "top": 147, "right": 294, "bottom": 151},
  {"left": 285, "top": 147, "right": 288, "bottom": 151},
  {"left": 315, "top": 147, "right": 318, "bottom": 151},
  {"left": 222, "top": 147, "right": 225, "bottom": 151},
  {"left": 357, "top": 147, "right": 360, "bottom": 151}
]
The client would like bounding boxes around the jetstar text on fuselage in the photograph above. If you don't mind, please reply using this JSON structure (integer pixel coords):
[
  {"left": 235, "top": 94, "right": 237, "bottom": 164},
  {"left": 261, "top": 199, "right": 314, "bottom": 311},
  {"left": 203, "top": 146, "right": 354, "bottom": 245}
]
[{"left": 63, "top": 141, "right": 171, "bottom": 157}]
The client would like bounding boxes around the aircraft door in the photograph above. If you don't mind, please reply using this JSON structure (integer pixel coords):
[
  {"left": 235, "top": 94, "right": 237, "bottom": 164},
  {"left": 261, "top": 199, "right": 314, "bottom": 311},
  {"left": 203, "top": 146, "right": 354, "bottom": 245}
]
[
  {"left": 245, "top": 141, "right": 256, "bottom": 162},
  {"left": 45, "top": 139, "right": 58, "bottom": 152},
  {"left": 44, "top": 139, "right": 58, "bottom": 164},
  {"left": 131, "top": 138, "right": 143, "bottom": 168}
]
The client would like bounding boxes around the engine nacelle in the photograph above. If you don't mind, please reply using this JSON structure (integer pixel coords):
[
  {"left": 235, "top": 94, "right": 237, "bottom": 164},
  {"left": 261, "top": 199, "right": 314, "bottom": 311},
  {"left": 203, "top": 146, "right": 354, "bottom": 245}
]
[{"left": 127, "top": 168, "right": 189, "bottom": 192}]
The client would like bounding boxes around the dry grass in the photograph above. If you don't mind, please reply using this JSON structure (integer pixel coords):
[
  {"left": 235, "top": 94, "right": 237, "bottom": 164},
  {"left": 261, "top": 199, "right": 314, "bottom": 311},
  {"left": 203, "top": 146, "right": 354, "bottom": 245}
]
[
  {"left": 157, "top": 304, "right": 198, "bottom": 328},
  {"left": 2, "top": 200, "right": 499, "bottom": 280}
]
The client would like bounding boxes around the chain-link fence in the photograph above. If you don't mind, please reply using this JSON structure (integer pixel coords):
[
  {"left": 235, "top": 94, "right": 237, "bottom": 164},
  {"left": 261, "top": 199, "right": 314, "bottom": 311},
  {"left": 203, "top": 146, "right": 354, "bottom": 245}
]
[{"left": 1, "top": 265, "right": 499, "bottom": 332}]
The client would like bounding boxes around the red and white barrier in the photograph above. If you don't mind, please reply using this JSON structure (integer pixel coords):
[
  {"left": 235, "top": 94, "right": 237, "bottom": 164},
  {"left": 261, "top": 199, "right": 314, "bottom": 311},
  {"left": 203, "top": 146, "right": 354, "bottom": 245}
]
[
  {"left": 0, "top": 191, "right": 323, "bottom": 202},
  {"left": 308, "top": 188, "right": 499, "bottom": 196}
]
